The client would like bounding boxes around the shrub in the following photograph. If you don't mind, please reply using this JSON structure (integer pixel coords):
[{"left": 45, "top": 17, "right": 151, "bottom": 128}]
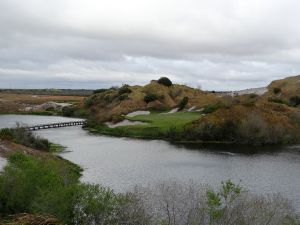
[
  {"left": 242, "top": 98, "right": 256, "bottom": 107},
  {"left": 93, "top": 89, "right": 107, "bottom": 94},
  {"left": 178, "top": 97, "right": 189, "bottom": 110},
  {"left": 273, "top": 87, "right": 281, "bottom": 94},
  {"left": 84, "top": 98, "right": 93, "bottom": 107},
  {"left": 118, "top": 94, "right": 129, "bottom": 101},
  {"left": 268, "top": 97, "right": 286, "bottom": 104},
  {"left": 144, "top": 93, "right": 158, "bottom": 103},
  {"left": 0, "top": 153, "right": 79, "bottom": 224},
  {"left": 118, "top": 85, "right": 132, "bottom": 95},
  {"left": 132, "top": 180, "right": 299, "bottom": 225},
  {"left": 157, "top": 77, "right": 172, "bottom": 87},
  {"left": 62, "top": 106, "right": 76, "bottom": 117},
  {"left": 2, "top": 126, "right": 51, "bottom": 151},
  {"left": 249, "top": 93, "right": 258, "bottom": 98},
  {"left": 289, "top": 96, "right": 300, "bottom": 107},
  {"left": 202, "top": 104, "right": 220, "bottom": 114},
  {"left": 0, "top": 128, "right": 12, "bottom": 139}
]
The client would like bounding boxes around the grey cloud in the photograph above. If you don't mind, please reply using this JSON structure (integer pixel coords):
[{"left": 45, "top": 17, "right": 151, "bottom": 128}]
[{"left": 0, "top": 0, "right": 300, "bottom": 90}]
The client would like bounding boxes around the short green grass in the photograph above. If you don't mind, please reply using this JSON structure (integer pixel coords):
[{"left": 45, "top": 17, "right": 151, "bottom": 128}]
[
  {"left": 87, "top": 111, "right": 202, "bottom": 139},
  {"left": 126, "top": 111, "right": 202, "bottom": 131}
]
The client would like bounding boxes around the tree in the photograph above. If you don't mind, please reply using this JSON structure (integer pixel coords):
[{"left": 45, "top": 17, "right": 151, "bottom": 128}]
[{"left": 157, "top": 77, "right": 172, "bottom": 87}]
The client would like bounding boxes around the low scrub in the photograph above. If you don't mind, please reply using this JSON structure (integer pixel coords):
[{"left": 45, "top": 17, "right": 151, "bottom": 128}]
[
  {"left": 144, "top": 93, "right": 159, "bottom": 103},
  {"left": 118, "top": 85, "right": 132, "bottom": 95},
  {"left": 1, "top": 153, "right": 298, "bottom": 225},
  {"left": 290, "top": 96, "right": 300, "bottom": 107},
  {"left": 0, "top": 126, "right": 51, "bottom": 151},
  {"left": 186, "top": 112, "right": 299, "bottom": 145},
  {"left": 273, "top": 87, "right": 281, "bottom": 94},
  {"left": 202, "top": 104, "right": 221, "bottom": 114}
]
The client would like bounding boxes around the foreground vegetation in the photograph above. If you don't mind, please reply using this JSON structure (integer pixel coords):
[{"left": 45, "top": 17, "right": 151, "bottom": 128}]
[{"left": 0, "top": 152, "right": 299, "bottom": 225}]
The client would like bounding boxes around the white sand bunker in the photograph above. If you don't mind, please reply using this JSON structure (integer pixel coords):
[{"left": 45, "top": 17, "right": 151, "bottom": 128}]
[
  {"left": 163, "top": 108, "right": 179, "bottom": 114},
  {"left": 126, "top": 111, "right": 150, "bottom": 117},
  {"left": 105, "top": 120, "right": 148, "bottom": 128}
]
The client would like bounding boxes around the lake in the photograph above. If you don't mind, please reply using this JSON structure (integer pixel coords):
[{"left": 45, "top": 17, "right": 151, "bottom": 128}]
[{"left": 1, "top": 114, "right": 300, "bottom": 211}]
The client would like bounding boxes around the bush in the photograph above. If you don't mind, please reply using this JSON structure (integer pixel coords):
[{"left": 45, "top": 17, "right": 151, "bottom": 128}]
[
  {"left": 290, "top": 96, "right": 300, "bottom": 107},
  {"left": 84, "top": 98, "right": 93, "bottom": 107},
  {"left": 0, "top": 128, "right": 12, "bottom": 139},
  {"left": 273, "top": 87, "right": 281, "bottom": 94},
  {"left": 118, "top": 85, "right": 132, "bottom": 95},
  {"left": 0, "top": 153, "right": 79, "bottom": 224},
  {"left": 157, "top": 77, "right": 172, "bottom": 87},
  {"left": 118, "top": 93, "right": 129, "bottom": 101},
  {"left": 1, "top": 126, "right": 51, "bottom": 151},
  {"left": 62, "top": 106, "right": 76, "bottom": 117},
  {"left": 268, "top": 97, "right": 286, "bottom": 104},
  {"left": 202, "top": 104, "right": 220, "bottom": 114},
  {"left": 178, "top": 97, "right": 189, "bottom": 110},
  {"left": 144, "top": 93, "right": 158, "bottom": 103},
  {"left": 93, "top": 89, "right": 107, "bottom": 94},
  {"left": 249, "top": 93, "right": 258, "bottom": 98}
]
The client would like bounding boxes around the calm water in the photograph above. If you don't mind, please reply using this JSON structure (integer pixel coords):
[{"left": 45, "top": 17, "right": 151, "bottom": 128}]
[{"left": 1, "top": 115, "right": 300, "bottom": 211}]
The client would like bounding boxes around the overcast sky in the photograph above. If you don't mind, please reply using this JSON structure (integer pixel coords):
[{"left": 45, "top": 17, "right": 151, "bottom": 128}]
[{"left": 0, "top": 0, "right": 300, "bottom": 90}]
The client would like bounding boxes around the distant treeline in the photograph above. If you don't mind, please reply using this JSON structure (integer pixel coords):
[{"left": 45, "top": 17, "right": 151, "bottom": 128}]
[{"left": 0, "top": 89, "right": 93, "bottom": 96}]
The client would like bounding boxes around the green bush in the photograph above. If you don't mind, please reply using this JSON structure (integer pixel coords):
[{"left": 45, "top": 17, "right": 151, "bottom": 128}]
[
  {"left": 249, "top": 93, "right": 258, "bottom": 98},
  {"left": 268, "top": 97, "right": 286, "bottom": 104},
  {"left": 62, "top": 106, "right": 76, "bottom": 117},
  {"left": 144, "top": 93, "right": 159, "bottom": 103},
  {"left": 84, "top": 98, "right": 93, "bottom": 107},
  {"left": 118, "top": 93, "right": 129, "bottom": 101},
  {"left": 202, "top": 104, "right": 221, "bottom": 114},
  {"left": 157, "top": 77, "right": 172, "bottom": 87},
  {"left": 273, "top": 87, "right": 281, "bottom": 94},
  {"left": 289, "top": 96, "right": 300, "bottom": 107},
  {"left": 0, "top": 153, "right": 79, "bottom": 224},
  {"left": 118, "top": 85, "right": 132, "bottom": 95},
  {"left": 0, "top": 128, "right": 12, "bottom": 139},
  {"left": 2, "top": 127, "right": 51, "bottom": 151},
  {"left": 178, "top": 97, "right": 189, "bottom": 110}
]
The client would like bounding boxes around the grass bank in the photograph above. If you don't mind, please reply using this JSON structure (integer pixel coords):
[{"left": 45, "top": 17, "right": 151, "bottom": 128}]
[{"left": 85, "top": 111, "right": 203, "bottom": 140}]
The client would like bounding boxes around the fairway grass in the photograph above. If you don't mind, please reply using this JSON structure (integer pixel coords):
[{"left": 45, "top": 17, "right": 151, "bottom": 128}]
[
  {"left": 87, "top": 111, "right": 203, "bottom": 139},
  {"left": 126, "top": 111, "right": 202, "bottom": 131}
]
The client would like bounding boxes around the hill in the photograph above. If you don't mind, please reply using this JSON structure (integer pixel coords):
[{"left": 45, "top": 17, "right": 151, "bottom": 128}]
[{"left": 80, "top": 76, "right": 300, "bottom": 145}]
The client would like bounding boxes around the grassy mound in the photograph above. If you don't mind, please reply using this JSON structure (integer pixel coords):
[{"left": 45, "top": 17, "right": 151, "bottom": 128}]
[{"left": 81, "top": 80, "right": 218, "bottom": 122}]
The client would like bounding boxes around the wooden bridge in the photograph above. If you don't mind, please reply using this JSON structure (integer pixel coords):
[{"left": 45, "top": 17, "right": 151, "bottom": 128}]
[{"left": 25, "top": 121, "right": 85, "bottom": 131}]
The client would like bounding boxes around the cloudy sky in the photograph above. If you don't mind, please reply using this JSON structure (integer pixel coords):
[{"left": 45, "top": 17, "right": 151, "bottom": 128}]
[{"left": 1, "top": 0, "right": 300, "bottom": 90}]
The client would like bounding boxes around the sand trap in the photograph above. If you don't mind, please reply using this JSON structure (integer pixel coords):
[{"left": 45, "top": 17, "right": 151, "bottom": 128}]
[
  {"left": 188, "top": 106, "right": 196, "bottom": 112},
  {"left": 105, "top": 119, "right": 148, "bottom": 128},
  {"left": 163, "top": 108, "right": 179, "bottom": 114},
  {"left": 126, "top": 111, "right": 150, "bottom": 117},
  {"left": 0, "top": 155, "right": 7, "bottom": 171}
]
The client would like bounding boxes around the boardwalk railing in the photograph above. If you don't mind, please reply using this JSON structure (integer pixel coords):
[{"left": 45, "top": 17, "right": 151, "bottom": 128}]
[{"left": 24, "top": 121, "right": 85, "bottom": 131}]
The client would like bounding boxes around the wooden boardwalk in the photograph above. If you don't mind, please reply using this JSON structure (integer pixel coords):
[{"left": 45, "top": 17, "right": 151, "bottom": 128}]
[{"left": 25, "top": 121, "right": 85, "bottom": 131}]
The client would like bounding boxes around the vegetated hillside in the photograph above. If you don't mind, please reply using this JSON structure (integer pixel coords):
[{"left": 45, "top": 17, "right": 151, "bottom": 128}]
[
  {"left": 83, "top": 78, "right": 218, "bottom": 122},
  {"left": 82, "top": 75, "right": 300, "bottom": 145},
  {"left": 263, "top": 75, "right": 300, "bottom": 106},
  {"left": 186, "top": 75, "right": 300, "bottom": 145}
]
